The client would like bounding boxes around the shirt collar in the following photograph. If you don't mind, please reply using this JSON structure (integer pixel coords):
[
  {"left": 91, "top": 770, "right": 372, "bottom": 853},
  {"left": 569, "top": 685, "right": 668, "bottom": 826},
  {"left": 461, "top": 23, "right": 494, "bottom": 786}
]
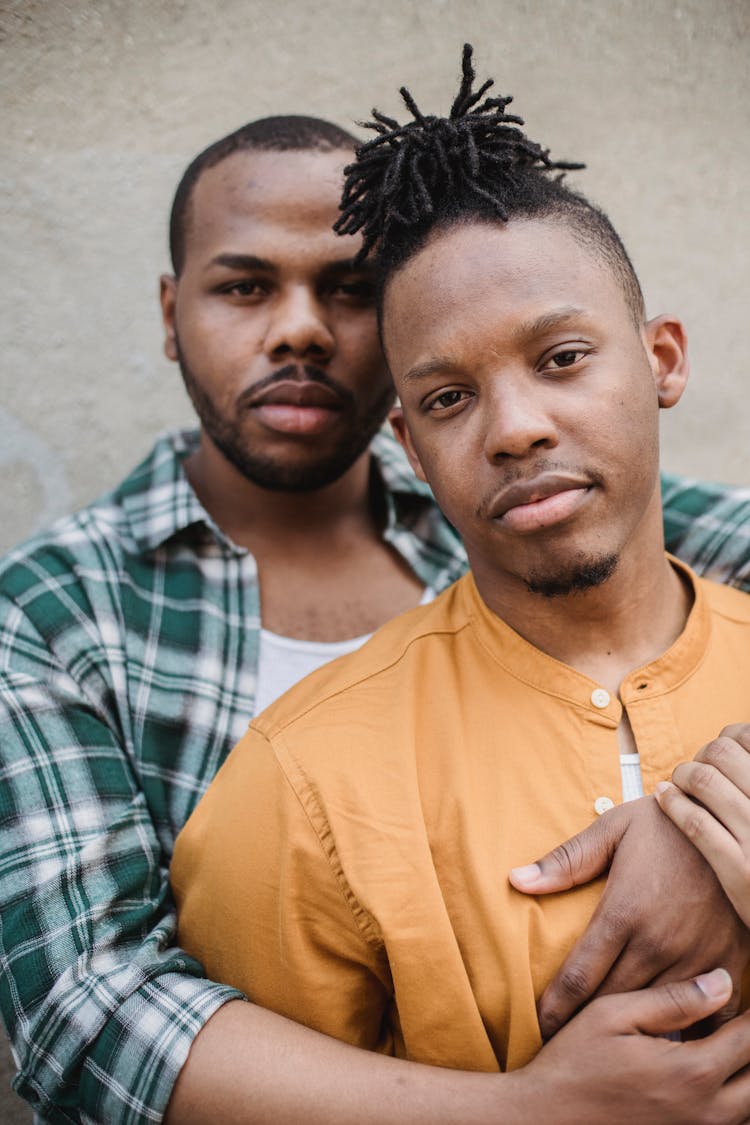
[
  {"left": 462, "top": 555, "right": 708, "bottom": 710},
  {"left": 119, "top": 430, "right": 244, "bottom": 555},
  {"left": 120, "top": 426, "right": 436, "bottom": 556}
]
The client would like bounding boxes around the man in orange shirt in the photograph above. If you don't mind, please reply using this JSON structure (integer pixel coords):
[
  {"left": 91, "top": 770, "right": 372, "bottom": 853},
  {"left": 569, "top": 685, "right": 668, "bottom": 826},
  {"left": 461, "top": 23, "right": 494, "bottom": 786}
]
[{"left": 172, "top": 50, "right": 750, "bottom": 1121}]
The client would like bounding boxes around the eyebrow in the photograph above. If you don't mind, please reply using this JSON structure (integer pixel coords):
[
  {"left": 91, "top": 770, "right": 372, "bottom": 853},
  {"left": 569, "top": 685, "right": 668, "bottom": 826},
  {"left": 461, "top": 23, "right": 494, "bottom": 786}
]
[
  {"left": 204, "top": 253, "right": 374, "bottom": 280},
  {"left": 400, "top": 306, "right": 590, "bottom": 383},
  {"left": 517, "top": 306, "right": 588, "bottom": 336},
  {"left": 400, "top": 356, "right": 461, "bottom": 384},
  {"left": 205, "top": 253, "right": 274, "bottom": 273}
]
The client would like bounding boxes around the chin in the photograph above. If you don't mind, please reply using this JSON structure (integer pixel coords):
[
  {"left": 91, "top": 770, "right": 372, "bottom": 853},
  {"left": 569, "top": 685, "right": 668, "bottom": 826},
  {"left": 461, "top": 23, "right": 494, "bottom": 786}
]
[{"left": 523, "top": 552, "right": 619, "bottom": 598}]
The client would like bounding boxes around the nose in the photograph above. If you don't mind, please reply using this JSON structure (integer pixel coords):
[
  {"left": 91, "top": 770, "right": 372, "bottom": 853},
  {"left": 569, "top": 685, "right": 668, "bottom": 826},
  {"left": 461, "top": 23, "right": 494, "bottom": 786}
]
[
  {"left": 263, "top": 287, "right": 335, "bottom": 362},
  {"left": 482, "top": 377, "right": 558, "bottom": 462}
]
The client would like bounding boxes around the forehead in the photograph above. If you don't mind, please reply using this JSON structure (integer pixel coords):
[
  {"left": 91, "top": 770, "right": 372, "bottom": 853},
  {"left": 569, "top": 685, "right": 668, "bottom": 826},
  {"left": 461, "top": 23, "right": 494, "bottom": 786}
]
[
  {"left": 383, "top": 219, "right": 629, "bottom": 368},
  {"left": 184, "top": 147, "right": 354, "bottom": 265}
]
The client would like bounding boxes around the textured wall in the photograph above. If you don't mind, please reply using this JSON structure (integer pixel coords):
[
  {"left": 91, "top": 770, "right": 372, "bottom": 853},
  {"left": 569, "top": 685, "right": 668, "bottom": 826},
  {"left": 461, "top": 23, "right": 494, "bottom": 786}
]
[
  {"left": 0, "top": 0, "right": 747, "bottom": 1114},
  {"left": 2, "top": 0, "right": 749, "bottom": 557}
]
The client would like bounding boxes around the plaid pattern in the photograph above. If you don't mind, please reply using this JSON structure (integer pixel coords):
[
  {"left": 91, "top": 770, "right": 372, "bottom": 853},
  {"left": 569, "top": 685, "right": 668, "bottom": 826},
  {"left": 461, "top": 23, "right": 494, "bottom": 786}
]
[
  {"left": 0, "top": 427, "right": 747, "bottom": 1123},
  {"left": 0, "top": 428, "right": 465, "bottom": 1124}
]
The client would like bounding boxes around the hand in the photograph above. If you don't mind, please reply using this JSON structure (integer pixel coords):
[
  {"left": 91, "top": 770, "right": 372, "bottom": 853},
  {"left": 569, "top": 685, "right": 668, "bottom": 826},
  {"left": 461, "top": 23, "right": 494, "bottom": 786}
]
[
  {"left": 509, "top": 795, "right": 750, "bottom": 1039},
  {"left": 515, "top": 969, "right": 750, "bottom": 1125},
  {"left": 656, "top": 724, "right": 750, "bottom": 929}
]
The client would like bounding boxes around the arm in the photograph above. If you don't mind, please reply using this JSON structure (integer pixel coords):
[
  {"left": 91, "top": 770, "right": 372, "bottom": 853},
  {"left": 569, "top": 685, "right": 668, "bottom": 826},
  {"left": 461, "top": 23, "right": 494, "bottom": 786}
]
[
  {"left": 165, "top": 972, "right": 750, "bottom": 1125},
  {"left": 0, "top": 590, "right": 242, "bottom": 1123},
  {"left": 510, "top": 795, "right": 750, "bottom": 1039},
  {"left": 661, "top": 473, "right": 750, "bottom": 591},
  {"left": 656, "top": 724, "right": 750, "bottom": 927}
]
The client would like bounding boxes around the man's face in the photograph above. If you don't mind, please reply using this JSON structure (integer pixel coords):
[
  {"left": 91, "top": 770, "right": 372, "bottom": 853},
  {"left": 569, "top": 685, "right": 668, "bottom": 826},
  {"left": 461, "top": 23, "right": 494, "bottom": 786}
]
[
  {"left": 385, "top": 219, "right": 687, "bottom": 598},
  {"left": 161, "top": 148, "right": 393, "bottom": 491}
]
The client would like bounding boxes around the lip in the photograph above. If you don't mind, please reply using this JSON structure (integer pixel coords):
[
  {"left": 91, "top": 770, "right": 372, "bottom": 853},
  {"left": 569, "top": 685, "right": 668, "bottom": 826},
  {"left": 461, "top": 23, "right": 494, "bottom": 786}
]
[
  {"left": 489, "top": 475, "right": 592, "bottom": 532},
  {"left": 246, "top": 380, "right": 344, "bottom": 409},
  {"left": 245, "top": 379, "right": 346, "bottom": 436}
]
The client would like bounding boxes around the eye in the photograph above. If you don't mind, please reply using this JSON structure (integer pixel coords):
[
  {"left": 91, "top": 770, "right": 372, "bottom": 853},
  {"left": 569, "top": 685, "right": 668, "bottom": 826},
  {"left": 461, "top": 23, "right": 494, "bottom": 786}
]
[
  {"left": 425, "top": 389, "right": 472, "bottom": 413},
  {"left": 220, "top": 279, "right": 267, "bottom": 298},
  {"left": 541, "top": 347, "right": 589, "bottom": 372},
  {"left": 329, "top": 279, "right": 376, "bottom": 304},
  {"left": 550, "top": 350, "right": 583, "bottom": 368}
]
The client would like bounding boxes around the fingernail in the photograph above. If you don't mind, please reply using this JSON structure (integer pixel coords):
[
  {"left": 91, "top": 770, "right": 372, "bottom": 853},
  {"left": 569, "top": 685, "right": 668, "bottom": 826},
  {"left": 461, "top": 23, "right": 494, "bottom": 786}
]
[
  {"left": 510, "top": 863, "right": 542, "bottom": 887},
  {"left": 695, "top": 968, "right": 731, "bottom": 998},
  {"left": 654, "top": 781, "right": 672, "bottom": 797}
]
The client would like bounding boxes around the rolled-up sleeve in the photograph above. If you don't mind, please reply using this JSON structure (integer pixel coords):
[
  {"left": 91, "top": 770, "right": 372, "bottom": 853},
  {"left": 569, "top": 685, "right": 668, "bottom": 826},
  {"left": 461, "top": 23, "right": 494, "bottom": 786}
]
[{"left": 0, "top": 598, "right": 242, "bottom": 1124}]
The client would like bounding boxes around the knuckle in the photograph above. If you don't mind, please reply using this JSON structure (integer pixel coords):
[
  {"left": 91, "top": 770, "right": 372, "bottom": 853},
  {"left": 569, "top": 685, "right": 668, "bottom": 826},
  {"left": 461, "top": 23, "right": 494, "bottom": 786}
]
[
  {"left": 599, "top": 902, "right": 633, "bottom": 943},
  {"left": 690, "top": 759, "right": 720, "bottom": 793},
  {"left": 680, "top": 1055, "right": 717, "bottom": 1099},
  {"left": 660, "top": 979, "right": 695, "bottom": 1025},
  {"left": 701, "top": 738, "right": 735, "bottom": 774},
  {"left": 554, "top": 963, "right": 593, "bottom": 1003},
  {"left": 675, "top": 803, "right": 708, "bottom": 844},
  {"left": 547, "top": 837, "right": 586, "bottom": 885}
]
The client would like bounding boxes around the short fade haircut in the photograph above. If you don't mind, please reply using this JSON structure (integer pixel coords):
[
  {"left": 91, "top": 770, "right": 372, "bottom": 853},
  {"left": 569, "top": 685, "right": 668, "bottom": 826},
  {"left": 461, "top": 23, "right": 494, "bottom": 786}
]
[
  {"left": 169, "top": 115, "right": 360, "bottom": 275},
  {"left": 335, "top": 46, "right": 645, "bottom": 326}
]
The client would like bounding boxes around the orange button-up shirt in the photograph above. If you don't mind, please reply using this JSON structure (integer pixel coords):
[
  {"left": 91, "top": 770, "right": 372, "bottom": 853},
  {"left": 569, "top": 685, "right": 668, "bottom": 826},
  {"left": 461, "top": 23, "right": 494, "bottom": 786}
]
[{"left": 172, "top": 563, "right": 750, "bottom": 1071}]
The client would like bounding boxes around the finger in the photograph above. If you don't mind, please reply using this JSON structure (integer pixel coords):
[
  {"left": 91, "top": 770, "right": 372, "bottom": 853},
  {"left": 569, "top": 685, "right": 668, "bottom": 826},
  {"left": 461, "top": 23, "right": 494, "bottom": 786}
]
[
  {"left": 692, "top": 735, "right": 750, "bottom": 802},
  {"left": 692, "top": 1006, "right": 750, "bottom": 1082},
  {"left": 655, "top": 781, "right": 750, "bottom": 921},
  {"left": 621, "top": 968, "right": 733, "bottom": 1037},
  {"left": 716, "top": 724, "right": 750, "bottom": 754},
  {"left": 668, "top": 761, "right": 750, "bottom": 847},
  {"left": 510, "top": 805, "right": 628, "bottom": 895},
  {"left": 647, "top": 957, "right": 744, "bottom": 1028},
  {"left": 538, "top": 902, "right": 626, "bottom": 1038}
]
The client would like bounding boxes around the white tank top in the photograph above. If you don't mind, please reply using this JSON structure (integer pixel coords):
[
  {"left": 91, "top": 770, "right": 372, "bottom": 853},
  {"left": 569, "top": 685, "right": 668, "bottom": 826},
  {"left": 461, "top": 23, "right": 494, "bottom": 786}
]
[{"left": 253, "top": 587, "right": 436, "bottom": 716}]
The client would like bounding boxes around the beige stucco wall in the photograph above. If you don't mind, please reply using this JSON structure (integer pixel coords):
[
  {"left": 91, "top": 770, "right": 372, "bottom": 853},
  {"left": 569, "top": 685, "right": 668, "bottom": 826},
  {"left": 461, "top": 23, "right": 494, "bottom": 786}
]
[
  {"left": 0, "top": 1, "right": 747, "bottom": 1117},
  {"left": 1, "top": 0, "right": 749, "bottom": 558}
]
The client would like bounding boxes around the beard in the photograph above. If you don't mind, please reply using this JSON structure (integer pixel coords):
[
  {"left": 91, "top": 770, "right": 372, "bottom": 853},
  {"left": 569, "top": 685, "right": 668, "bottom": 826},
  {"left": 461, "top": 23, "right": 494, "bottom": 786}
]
[
  {"left": 523, "top": 551, "right": 619, "bottom": 598},
  {"left": 176, "top": 343, "right": 395, "bottom": 492}
]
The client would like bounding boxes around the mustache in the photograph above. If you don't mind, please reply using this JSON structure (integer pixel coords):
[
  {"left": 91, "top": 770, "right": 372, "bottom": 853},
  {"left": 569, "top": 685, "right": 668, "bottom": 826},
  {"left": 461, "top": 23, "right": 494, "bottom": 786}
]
[
  {"left": 474, "top": 461, "right": 601, "bottom": 518},
  {"left": 238, "top": 364, "right": 356, "bottom": 411}
]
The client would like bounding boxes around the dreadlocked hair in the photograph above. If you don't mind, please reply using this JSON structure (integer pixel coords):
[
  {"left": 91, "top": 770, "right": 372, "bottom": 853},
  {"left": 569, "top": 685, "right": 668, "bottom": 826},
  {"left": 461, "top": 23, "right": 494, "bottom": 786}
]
[{"left": 336, "top": 44, "right": 644, "bottom": 323}]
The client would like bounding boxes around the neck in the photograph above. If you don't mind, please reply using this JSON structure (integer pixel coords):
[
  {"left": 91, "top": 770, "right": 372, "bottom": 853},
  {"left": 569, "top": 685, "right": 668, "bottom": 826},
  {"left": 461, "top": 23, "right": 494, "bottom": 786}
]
[
  {"left": 471, "top": 518, "right": 693, "bottom": 695},
  {"left": 184, "top": 431, "right": 378, "bottom": 550}
]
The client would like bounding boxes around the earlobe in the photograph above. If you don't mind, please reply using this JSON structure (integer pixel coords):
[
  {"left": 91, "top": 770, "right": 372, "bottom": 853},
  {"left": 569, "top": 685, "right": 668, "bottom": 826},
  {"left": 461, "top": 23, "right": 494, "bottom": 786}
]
[
  {"left": 159, "top": 275, "right": 179, "bottom": 362},
  {"left": 643, "top": 315, "right": 689, "bottom": 410},
  {"left": 388, "top": 406, "right": 428, "bottom": 483}
]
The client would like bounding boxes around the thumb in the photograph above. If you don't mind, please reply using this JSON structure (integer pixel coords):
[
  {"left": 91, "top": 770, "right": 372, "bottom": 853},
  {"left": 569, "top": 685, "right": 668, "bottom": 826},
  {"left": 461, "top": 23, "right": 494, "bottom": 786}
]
[
  {"left": 509, "top": 809, "right": 626, "bottom": 894},
  {"left": 626, "top": 969, "right": 733, "bottom": 1037}
]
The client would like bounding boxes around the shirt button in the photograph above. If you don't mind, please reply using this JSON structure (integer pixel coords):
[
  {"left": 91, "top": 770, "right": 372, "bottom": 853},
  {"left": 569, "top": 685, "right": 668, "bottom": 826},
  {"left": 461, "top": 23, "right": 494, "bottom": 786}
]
[
  {"left": 594, "top": 796, "right": 615, "bottom": 815},
  {"left": 591, "top": 688, "right": 611, "bottom": 709}
]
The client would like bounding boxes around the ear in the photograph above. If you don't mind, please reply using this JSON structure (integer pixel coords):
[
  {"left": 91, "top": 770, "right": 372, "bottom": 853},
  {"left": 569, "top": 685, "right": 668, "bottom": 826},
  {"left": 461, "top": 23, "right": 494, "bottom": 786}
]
[
  {"left": 388, "top": 406, "right": 428, "bottom": 483},
  {"left": 159, "top": 274, "right": 179, "bottom": 362},
  {"left": 642, "top": 314, "right": 689, "bottom": 410}
]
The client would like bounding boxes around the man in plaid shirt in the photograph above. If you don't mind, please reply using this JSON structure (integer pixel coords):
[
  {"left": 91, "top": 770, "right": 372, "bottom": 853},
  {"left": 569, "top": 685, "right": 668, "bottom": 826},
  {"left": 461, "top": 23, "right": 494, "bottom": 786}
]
[{"left": 1, "top": 115, "right": 749, "bottom": 1124}]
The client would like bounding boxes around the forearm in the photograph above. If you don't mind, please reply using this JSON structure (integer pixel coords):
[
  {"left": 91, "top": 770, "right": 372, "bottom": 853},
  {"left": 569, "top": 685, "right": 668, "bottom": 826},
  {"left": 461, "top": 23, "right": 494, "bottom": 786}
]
[
  {"left": 167, "top": 973, "right": 750, "bottom": 1125},
  {"left": 166, "top": 1000, "right": 525, "bottom": 1125}
]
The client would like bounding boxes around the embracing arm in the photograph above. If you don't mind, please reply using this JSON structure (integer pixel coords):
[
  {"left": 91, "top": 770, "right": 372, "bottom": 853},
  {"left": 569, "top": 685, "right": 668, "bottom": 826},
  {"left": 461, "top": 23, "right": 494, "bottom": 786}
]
[
  {"left": 661, "top": 474, "right": 750, "bottom": 591},
  {"left": 164, "top": 963, "right": 750, "bottom": 1125},
  {"left": 0, "top": 589, "right": 242, "bottom": 1123}
]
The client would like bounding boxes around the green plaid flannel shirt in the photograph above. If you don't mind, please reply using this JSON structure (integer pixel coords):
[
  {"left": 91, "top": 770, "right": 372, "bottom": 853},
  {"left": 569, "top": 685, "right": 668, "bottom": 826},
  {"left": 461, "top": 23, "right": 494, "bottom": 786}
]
[{"left": 0, "top": 426, "right": 748, "bottom": 1124}]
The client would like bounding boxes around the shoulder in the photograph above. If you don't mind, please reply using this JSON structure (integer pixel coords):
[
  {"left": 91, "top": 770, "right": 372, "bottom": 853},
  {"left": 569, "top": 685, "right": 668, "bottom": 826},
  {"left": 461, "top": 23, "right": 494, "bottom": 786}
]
[
  {"left": 0, "top": 433, "right": 183, "bottom": 626},
  {"left": 698, "top": 575, "right": 750, "bottom": 626}
]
